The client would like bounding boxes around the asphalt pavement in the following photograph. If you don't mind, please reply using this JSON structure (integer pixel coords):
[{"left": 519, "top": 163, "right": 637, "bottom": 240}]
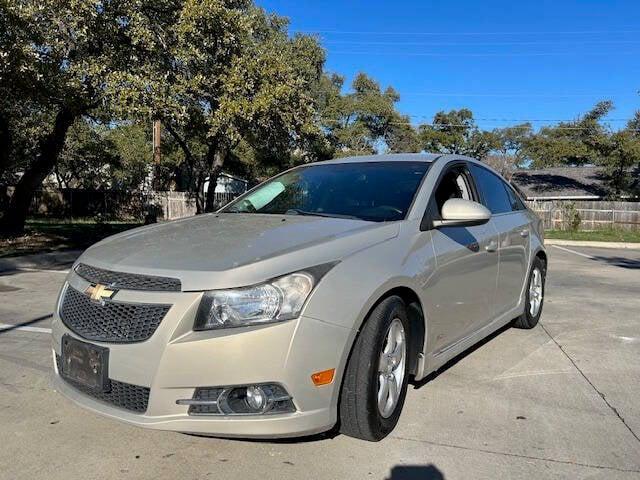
[{"left": 1, "top": 245, "right": 639, "bottom": 480}]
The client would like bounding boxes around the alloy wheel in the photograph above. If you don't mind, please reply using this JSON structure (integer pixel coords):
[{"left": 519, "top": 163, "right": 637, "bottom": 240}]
[
  {"left": 377, "top": 318, "right": 406, "bottom": 418},
  {"left": 529, "top": 267, "right": 543, "bottom": 317}
]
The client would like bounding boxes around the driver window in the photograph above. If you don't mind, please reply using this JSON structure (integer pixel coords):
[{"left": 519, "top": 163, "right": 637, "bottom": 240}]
[{"left": 434, "top": 167, "right": 473, "bottom": 215}]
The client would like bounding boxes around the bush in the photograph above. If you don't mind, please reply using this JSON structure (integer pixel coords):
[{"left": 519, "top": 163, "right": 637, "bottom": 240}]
[{"left": 562, "top": 202, "right": 582, "bottom": 231}]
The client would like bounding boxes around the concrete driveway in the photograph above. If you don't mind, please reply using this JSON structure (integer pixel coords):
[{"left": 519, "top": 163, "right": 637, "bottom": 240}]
[{"left": 1, "top": 245, "right": 639, "bottom": 479}]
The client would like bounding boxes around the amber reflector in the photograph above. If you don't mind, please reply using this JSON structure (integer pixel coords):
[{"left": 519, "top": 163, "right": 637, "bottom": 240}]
[{"left": 311, "top": 368, "right": 335, "bottom": 386}]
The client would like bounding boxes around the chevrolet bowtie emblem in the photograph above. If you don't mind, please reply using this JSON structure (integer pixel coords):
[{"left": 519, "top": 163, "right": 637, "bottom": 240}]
[{"left": 85, "top": 283, "right": 117, "bottom": 302}]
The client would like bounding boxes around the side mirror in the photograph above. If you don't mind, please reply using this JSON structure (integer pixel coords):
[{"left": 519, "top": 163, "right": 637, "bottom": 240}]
[{"left": 432, "top": 198, "right": 491, "bottom": 228}]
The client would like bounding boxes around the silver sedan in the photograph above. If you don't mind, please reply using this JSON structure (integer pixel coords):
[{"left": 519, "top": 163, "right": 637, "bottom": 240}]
[{"left": 51, "top": 153, "right": 546, "bottom": 441}]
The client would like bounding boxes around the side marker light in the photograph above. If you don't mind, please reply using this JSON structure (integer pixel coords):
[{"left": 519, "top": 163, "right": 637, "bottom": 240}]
[{"left": 311, "top": 368, "right": 335, "bottom": 386}]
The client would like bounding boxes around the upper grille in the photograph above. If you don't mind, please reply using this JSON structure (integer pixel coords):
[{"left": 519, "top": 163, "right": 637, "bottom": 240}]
[
  {"left": 55, "top": 355, "right": 150, "bottom": 413},
  {"left": 75, "top": 263, "right": 181, "bottom": 292},
  {"left": 60, "top": 285, "right": 171, "bottom": 343}
]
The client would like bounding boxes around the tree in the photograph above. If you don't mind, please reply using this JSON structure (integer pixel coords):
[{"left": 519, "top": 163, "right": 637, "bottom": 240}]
[
  {"left": 482, "top": 154, "right": 519, "bottom": 180},
  {"left": 628, "top": 111, "right": 640, "bottom": 133},
  {"left": 480, "top": 123, "right": 534, "bottom": 178},
  {"left": 523, "top": 101, "right": 640, "bottom": 196},
  {"left": 0, "top": 0, "right": 179, "bottom": 233},
  {"left": 491, "top": 123, "right": 533, "bottom": 165},
  {"left": 596, "top": 116, "right": 640, "bottom": 196},
  {"left": 54, "top": 120, "right": 116, "bottom": 190},
  {"left": 419, "top": 109, "right": 496, "bottom": 159},
  {"left": 524, "top": 101, "right": 613, "bottom": 168},
  {"left": 317, "top": 72, "right": 415, "bottom": 157},
  {"left": 108, "top": 3, "right": 325, "bottom": 213},
  {"left": 385, "top": 114, "right": 421, "bottom": 153}
]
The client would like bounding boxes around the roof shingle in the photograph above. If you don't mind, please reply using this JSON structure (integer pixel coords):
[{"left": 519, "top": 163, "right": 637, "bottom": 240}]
[{"left": 511, "top": 167, "right": 610, "bottom": 199}]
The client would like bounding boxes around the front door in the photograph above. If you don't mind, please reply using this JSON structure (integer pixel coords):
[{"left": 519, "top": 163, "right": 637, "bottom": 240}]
[{"left": 421, "top": 164, "right": 500, "bottom": 354}]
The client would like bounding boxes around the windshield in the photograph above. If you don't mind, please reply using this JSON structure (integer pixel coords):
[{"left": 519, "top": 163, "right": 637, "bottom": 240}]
[{"left": 222, "top": 161, "right": 431, "bottom": 222}]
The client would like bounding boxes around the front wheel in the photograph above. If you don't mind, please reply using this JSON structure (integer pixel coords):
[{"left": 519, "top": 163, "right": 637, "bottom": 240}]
[
  {"left": 339, "top": 296, "right": 410, "bottom": 441},
  {"left": 513, "top": 256, "right": 546, "bottom": 329}
]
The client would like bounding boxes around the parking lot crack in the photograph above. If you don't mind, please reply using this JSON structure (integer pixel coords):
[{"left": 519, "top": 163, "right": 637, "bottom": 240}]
[
  {"left": 390, "top": 435, "right": 640, "bottom": 473},
  {"left": 540, "top": 322, "right": 640, "bottom": 445}
]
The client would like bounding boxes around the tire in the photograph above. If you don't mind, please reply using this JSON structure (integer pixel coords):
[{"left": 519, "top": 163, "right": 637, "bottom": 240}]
[
  {"left": 339, "top": 296, "right": 410, "bottom": 441},
  {"left": 513, "top": 256, "right": 546, "bottom": 329}
]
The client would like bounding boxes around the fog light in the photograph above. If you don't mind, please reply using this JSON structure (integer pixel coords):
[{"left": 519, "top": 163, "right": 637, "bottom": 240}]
[
  {"left": 246, "top": 385, "right": 268, "bottom": 411},
  {"left": 180, "top": 384, "right": 295, "bottom": 416}
]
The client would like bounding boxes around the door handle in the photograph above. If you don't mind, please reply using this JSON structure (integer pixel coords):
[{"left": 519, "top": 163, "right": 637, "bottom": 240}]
[
  {"left": 485, "top": 240, "right": 498, "bottom": 252},
  {"left": 520, "top": 229, "right": 529, "bottom": 238}
]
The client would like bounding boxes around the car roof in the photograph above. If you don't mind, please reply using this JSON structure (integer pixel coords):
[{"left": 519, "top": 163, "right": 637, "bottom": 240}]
[{"left": 314, "top": 153, "right": 443, "bottom": 165}]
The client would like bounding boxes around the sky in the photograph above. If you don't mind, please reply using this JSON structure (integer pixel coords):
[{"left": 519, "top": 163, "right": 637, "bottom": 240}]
[{"left": 257, "top": 0, "right": 640, "bottom": 132}]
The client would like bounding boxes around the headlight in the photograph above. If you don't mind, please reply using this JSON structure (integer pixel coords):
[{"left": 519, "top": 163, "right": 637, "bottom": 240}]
[{"left": 194, "top": 263, "right": 336, "bottom": 330}]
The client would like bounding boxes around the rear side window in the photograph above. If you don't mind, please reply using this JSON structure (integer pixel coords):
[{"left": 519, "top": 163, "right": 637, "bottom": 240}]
[
  {"left": 504, "top": 183, "right": 526, "bottom": 211},
  {"left": 469, "top": 164, "right": 512, "bottom": 214}
]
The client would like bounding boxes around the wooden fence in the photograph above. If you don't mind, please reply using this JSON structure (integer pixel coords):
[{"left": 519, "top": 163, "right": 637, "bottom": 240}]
[
  {"left": 27, "top": 189, "right": 241, "bottom": 221},
  {"left": 526, "top": 199, "right": 640, "bottom": 231},
  {"left": 148, "top": 192, "right": 240, "bottom": 220},
  {"left": 22, "top": 188, "right": 640, "bottom": 230}
]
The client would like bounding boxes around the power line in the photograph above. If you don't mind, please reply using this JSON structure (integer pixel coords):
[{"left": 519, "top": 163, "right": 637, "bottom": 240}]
[
  {"left": 322, "top": 39, "right": 640, "bottom": 47},
  {"left": 401, "top": 115, "right": 633, "bottom": 122},
  {"left": 322, "top": 119, "right": 640, "bottom": 131},
  {"left": 331, "top": 50, "right": 640, "bottom": 57},
  {"left": 297, "top": 29, "right": 640, "bottom": 36},
  {"left": 399, "top": 92, "right": 639, "bottom": 98}
]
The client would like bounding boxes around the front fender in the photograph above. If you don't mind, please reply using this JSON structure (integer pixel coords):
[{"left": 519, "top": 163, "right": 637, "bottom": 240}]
[{"left": 301, "top": 232, "right": 431, "bottom": 393}]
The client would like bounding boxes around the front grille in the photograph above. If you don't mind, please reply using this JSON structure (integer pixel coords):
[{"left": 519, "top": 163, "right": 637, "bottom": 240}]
[
  {"left": 75, "top": 263, "right": 181, "bottom": 292},
  {"left": 60, "top": 285, "right": 171, "bottom": 343},
  {"left": 56, "top": 355, "right": 150, "bottom": 413}
]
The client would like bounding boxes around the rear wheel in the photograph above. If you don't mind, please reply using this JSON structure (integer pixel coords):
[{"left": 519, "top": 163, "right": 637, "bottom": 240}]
[
  {"left": 513, "top": 256, "right": 546, "bottom": 329},
  {"left": 339, "top": 296, "right": 410, "bottom": 441}
]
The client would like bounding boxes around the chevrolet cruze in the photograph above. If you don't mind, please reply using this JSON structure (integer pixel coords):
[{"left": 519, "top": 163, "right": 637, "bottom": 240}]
[{"left": 52, "top": 153, "right": 546, "bottom": 441}]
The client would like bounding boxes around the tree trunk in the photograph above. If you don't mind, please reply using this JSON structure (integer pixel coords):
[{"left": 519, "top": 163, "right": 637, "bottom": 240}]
[
  {"left": 204, "top": 145, "right": 227, "bottom": 213},
  {"left": 0, "top": 113, "right": 11, "bottom": 179},
  {"left": 0, "top": 108, "right": 75, "bottom": 235},
  {"left": 194, "top": 172, "right": 206, "bottom": 214},
  {"left": 165, "top": 123, "right": 203, "bottom": 212}
]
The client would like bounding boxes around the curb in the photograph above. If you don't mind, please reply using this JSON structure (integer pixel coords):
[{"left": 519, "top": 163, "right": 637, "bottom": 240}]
[
  {"left": 0, "top": 249, "right": 82, "bottom": 272},
  {"left": 544, "top": 239, "right": 640, "bottom": 250}
]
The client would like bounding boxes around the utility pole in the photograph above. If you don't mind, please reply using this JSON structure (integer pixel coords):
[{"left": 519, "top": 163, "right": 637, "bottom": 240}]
[
  {"left": 152, "top": 120, "right": 161, "bottom": 190},
  {"left": 153, "top": 120, "right": 161, "bottom": 165}
]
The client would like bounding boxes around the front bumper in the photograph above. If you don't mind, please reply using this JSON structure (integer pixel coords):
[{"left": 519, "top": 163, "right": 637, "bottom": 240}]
[{"left": 51, "top": 272, "right": 354, "bottom": 438}]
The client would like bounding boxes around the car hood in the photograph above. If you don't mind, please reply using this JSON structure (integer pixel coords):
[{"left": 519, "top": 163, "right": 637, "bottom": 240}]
[{"left": 78, "top": 213, "right": 400, "bottom": 291}]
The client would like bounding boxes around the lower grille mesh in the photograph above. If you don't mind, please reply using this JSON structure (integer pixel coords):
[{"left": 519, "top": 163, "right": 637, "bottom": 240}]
[{"left": 56, "top": 355, "right": 150, "bottom": 413}]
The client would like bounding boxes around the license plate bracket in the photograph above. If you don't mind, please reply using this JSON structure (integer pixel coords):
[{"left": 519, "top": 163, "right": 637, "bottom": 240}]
[{"left": 61, "top": 335, "right": 110, "bottom": 392}]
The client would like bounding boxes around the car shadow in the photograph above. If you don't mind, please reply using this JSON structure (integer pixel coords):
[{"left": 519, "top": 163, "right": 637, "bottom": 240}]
[
  {"left": 184, "top": 322, "right": 511, "bottom": 444},
  {"left": 185, "top": 323, "right": 514, "bottom": 445},
  {"left": 588, "top": 255, "right": 640, "bottom": 270},
  {"left": 386, "top": 465, "right": 445, "bottom": 480}
]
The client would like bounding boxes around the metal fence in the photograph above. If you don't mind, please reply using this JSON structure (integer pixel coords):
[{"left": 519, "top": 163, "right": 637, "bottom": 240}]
[{"left": 526, "top": 199, "right": 640, "bottom": 231}]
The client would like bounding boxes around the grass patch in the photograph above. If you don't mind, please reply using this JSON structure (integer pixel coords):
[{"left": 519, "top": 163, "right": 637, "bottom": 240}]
[
  {"left": 545, "top": 229, "right": 640, "bottom": 243},
  {"left": 0, "top": 218, "right": 142, "bottom": 258}
]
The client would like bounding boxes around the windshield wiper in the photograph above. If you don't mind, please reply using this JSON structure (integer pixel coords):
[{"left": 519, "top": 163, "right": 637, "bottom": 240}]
[{"left": 284, "top": 209, "right": 361, "bottom": 220}]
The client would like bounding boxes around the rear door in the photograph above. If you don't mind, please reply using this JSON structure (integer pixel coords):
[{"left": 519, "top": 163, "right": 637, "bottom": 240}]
[
  {"left": 468, "top": 164, "right": 531, "bottom": 316},
  {"left": 421, "top": 162, "right": 500, "bottom": 353}
]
